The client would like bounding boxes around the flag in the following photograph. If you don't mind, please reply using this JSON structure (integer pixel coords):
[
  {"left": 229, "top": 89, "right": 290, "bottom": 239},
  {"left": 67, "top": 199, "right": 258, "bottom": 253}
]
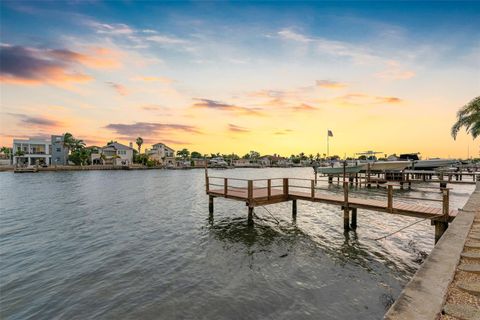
[{"left": 328, "top": 130, "right": 333, "bottom": 137}]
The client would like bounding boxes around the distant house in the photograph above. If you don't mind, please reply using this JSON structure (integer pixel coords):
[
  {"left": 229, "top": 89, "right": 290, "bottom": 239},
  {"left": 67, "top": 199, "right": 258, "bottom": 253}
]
[
  {"left": 91, "top": 142, "right": 133, "bottom": 166},
  {"left": 259, "top": 155, "right": 287, "bottom": 167},
  {"left": 147, "top": 143, "right": 175, "bottom": 166},
  {"left": 51, "top": 135, "right": 69, "bottom": 165},
  {"left": 13, "top": 138, "right": 51, "bottom": 166}
]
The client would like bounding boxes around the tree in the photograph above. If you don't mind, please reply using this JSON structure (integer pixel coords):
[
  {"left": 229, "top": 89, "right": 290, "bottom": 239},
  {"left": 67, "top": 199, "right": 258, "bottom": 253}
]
[
  {"left": 62, "top": 132, "right": 75, "bottom": 155},
  {"left": 0, "top": 147, "right": 12, "bottom": 158},
  {"left": 136, "top": 137, "right": 144, "bottom": 153},
  {"left": 451, "top": 96, "right": 480, "bottom": 140},
  {"left": 248, "top": 150, "right": 260, "bottom": 159},
  {"left": 191, "top": 151, "right": 202, "bottom": 159},
  {"left": 177, "top": 148, "right": 190, "bottom": 159}
]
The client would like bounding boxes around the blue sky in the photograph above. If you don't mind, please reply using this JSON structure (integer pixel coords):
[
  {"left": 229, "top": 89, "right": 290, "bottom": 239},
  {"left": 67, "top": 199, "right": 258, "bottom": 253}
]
[{"left": 1, "top": 1, "right": 479, "bottom": 157}]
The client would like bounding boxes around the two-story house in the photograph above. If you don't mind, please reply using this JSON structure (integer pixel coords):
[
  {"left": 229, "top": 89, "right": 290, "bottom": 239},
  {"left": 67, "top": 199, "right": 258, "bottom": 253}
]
[
  {"left": 91, "top": 142, "right": 133, "bottom": 166},
  {"left": 12, "top": 138, "right": 51, "bottom": 166},
  {"left": 147, "top": 143, "right": 175, "bottom": 166}
]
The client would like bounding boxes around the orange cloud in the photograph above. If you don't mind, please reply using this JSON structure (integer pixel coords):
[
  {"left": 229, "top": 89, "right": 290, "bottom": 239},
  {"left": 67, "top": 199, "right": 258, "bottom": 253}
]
[
  {"left": 291, "top": 103, "right": 318, "bottom": 111},
  {"left": 375, "top": 61, "right": 415, "bottom": 80},
  {"left": 131, "top": 76, "right": 174, "bottom": 84},
  {"left": 316, "top": 80, "right": 347, "bottom": 89}
]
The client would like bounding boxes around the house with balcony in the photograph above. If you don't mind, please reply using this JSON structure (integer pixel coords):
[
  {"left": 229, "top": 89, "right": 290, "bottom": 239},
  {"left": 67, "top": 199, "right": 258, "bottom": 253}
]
[
  {"left": 91, "top": 142, "right": 133, "bottom": 166},
  {"left": 13, "top": 138, "right": 51, "bottom": 166},
  {"left": 51, "top": 135, "right": 69, "bottom": 165},
  {"left": 147, "top": 143, "right": 175, "bottom": 166}
]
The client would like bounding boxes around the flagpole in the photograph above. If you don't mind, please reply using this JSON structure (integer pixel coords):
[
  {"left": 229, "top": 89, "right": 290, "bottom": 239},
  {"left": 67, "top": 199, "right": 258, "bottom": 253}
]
[{"left": 327, "top": 131, "right": 329, "bottom": 158}]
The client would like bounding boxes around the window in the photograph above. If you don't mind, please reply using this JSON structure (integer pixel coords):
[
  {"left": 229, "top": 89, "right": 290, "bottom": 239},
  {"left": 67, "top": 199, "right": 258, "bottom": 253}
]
[{"left": 56, "top": 148, "right": 61, "bottom": 152}]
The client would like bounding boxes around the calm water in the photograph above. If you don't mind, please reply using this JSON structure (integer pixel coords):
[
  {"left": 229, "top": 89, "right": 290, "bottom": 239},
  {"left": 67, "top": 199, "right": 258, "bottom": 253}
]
[{"left": 0, "top": 168, "right": 475, "bottom": 319}]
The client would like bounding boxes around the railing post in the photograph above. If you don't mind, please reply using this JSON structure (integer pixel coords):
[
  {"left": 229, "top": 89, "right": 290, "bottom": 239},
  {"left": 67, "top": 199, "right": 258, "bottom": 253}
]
[
  {"left": 206, "top": 176, "right": 210, "bottom": 193},
  {"left": 387, "top": 184, "right": 393, "bottom": 212},
  {"left": 248, "top": 180, "right": 253, "bottom": 202},
  {"left": 442, "top": 188, "right": 449, "bottom": 218},
  {"left": 343, "top": 181, "right": 349, "bottom": 230},
  {"left": 224, "top": 178, "right": 228, "bottom": 196},
  {"left": 267, "top": 179, "right": 271, "bottom": 199},
  {"left": 311, "top": 179, "right": 315, "bottom": 199},
  {"left": 283, "top": 178, "right": 289, "bottom": 198}
]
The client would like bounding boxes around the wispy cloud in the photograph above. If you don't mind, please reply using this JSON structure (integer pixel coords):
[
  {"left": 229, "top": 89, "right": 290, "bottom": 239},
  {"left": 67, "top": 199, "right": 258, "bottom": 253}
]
[
  {"left": 332, "top": 93, "right": 403, "bottom": 106},
  {"left": 274, "top": 129, "right": 293, "bottom": 135},
  {"left": 375, "top": 60, "right": 415, "bottom": 80},
  {"left": 106, "top": 81, "right": 128, "bottom": 96},
  {"left": 8, "top": 113, "right": 60, "bottom": 127},
  {"left": 278, "top": 29, "right": 313, "bottom": 43},
  {"left": 316, "top": 80, "right": 347, "bottom": 89},
  {"left": 291, "top": 103, "right": 318, "bottom": 111},
  {"left": 105, "top": 122, "right": 201, "bottom": 137},
  {"left": 146, "top": 35, "right": 188, "bottom": 45},
  {"left": 192, "top": 98, "right": 263, "bottom": 116},
  {"left": 131, "top": 76, "right": 174, "bottom": 84},
  {"left": 228, "top": 124, "right": 250, "bottom": 133}
]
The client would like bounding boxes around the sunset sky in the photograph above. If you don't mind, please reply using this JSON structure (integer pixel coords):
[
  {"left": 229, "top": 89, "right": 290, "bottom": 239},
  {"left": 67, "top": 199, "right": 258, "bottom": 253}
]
[{"left": 1, "top": 1, "right": 479, "bottom": 158}]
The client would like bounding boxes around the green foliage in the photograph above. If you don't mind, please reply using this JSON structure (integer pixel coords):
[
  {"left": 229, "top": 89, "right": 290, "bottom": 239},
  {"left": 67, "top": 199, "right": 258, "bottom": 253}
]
[
  {"left": 191, "top": 151, "right": 202, "bottom": 158},
  {"left": 451, "top": 96, "right": 480, "bottom": 140},
  {"left": 69, "top": 148, "right": 91, "bottom": 166},
  {"left": 136, "top": 137, "right": 144, "bottom": 153},
  {"left": 135, "top": 153, "right": 149, "bottom": 165},
  {"left": 177, "top": 148, "right": 190, "bottom": 158}
]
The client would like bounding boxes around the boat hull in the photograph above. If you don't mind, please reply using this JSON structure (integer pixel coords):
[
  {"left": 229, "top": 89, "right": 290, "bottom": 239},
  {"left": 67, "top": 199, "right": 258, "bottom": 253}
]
[
  {"left": 362, "top": 161, "right": 410, "bottom": 172},
  {"left": 317, "top": 165, "right": 364, "bottom": 175}
]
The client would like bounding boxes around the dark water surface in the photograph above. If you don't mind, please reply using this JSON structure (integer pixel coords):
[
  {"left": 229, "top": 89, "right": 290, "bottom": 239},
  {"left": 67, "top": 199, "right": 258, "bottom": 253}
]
[{"left": 0, "top": 168, "right": 475, "bottom": 319}]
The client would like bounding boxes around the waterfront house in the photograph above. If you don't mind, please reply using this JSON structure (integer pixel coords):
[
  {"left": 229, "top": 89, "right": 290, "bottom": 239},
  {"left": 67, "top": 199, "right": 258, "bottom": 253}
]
[
  {"left": 91, "top": 142, "right": 133, "bottom": 166},
  {"left": 13, "top": 138, "right": 51, "bottom": 166},
  {"left": 51, "top": 135, "right": 69, "bottom": 165},
  {"left": 147, "top": 143, "right": 175, "bottom": 166}
]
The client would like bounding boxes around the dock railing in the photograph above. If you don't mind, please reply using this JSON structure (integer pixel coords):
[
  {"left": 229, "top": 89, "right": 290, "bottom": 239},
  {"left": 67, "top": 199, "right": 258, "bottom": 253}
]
[{"left": 207, "top": 176, "right": 451, "bottom": 217}]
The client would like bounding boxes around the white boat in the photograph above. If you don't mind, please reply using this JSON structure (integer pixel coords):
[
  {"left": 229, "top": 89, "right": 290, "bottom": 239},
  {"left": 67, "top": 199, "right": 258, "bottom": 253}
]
[
  {"left": 361, "top": 161, "right": 410, "bottom": 172},
  {"left": 316, "top": 164, "right": 364, "bottom": 175},
  {"left": 412, "top": 159, "right": 458, "bottom": 170}
]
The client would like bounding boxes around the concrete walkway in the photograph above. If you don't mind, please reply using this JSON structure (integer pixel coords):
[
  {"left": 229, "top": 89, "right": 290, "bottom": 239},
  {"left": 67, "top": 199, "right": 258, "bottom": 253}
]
[{"left": 385, "top": 182, "right": 480, "bottom": 320}]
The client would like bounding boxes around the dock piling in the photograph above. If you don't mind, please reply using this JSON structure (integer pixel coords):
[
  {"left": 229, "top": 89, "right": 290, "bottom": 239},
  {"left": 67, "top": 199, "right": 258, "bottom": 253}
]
[
  {"left": 292, "top": 199, "right": 297, "bottom": 218},
  {"left": 248, "top": 206, "right": 254, "bottom": 225},
  {"left": 209, "top": 195, "right": 214, "bottom": 214},
  {"left": 351, "top": 208, "right": 357, "bottom": 229}
]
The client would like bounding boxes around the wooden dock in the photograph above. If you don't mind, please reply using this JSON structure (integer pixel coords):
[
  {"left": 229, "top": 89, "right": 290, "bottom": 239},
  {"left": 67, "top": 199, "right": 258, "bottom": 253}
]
[{"left": 206, "top": 176, "right": 456, "bottom": 243}]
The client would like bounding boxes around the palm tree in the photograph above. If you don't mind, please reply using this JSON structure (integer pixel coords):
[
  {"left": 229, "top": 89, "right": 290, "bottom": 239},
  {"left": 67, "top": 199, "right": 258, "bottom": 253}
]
[
  {"left": 451, "top": 96, "right": 480, "bottom": 140},
  {"left": 62, "top": 132, "right": 75, "bottom": 153},
  {"left": 136, "top": 137, "right": 144, "bottom": 154}
]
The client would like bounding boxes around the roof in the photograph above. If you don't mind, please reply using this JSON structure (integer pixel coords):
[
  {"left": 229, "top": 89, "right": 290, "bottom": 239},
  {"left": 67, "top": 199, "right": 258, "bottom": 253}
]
[
  {"left": 152, "top": 143, "right": 174, "bottom": 151},
  {"left": 104, "top": 142, "right": 133, "bottom": 150}
]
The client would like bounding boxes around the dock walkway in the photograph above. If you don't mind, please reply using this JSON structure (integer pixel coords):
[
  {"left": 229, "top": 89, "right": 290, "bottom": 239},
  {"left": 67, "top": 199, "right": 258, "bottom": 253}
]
[{"left": 206, "top": 176, "right": 456, "bottom": 242}]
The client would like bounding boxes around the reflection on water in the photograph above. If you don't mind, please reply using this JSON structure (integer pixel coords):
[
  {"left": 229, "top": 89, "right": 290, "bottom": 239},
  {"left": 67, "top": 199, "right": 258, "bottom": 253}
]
[{"left": 0, "top": 168, "right": 475, "bottom": 320}]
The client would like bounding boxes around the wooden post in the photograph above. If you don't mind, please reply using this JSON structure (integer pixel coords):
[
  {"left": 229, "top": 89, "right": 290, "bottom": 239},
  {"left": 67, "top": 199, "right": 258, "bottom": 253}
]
[
  {"left": 343, "top": 181, "right": 349, "bottom": 230},
  {"left": 292, "top": 199, "right": 297, "bottom": 218},
  {"left": 224, "top": 178, "right": 228, "bottom": 196},
  {"left": 283, "top": 178, "right": 289, "bottom": 198},
  {"left": 311, "top": 179, "right": 315, "bottom": 199},
  {"left": 434, "top": 220, "right": 448, "bottom": 244},
  {"left": 248, "top": 180, "right": 253, "bottom": 202},
  {"left": 442, "top": 188, "right": 449, "bottom": 218},
  {"left": 267, "top": 179, "right": 271, "bottom": 199},
  {"left": 248, "top": 206, "right": 254, "bottom": 225},
  {"left": 351, "top": 208, "right": 357, "bottom": 229},
  {"left": 387, "top": 184, "right": 393, "bottom": 212},
  {"left": 209, "top": 195, "right": 214, "bottom": 214},
  {"left": 206, "top": 176, "right": 210, "bottom": 193},
  {"left": 328, "top": 175, "right": 333, "bottom": 184},
  {"left": 367, "top": 163, "right": 371, "bottom": 187}
]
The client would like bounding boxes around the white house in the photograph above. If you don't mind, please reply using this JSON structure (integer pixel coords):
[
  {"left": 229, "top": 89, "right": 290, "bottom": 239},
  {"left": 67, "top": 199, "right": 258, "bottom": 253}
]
[
  {"left": 13, "top": 138, "right": 51, "bottom": 166},
  {"left": 147, "top": 143, "right": 175, "bottom": 166},
  {"left": 91, "top": 142, "right": 133, "bottom": 166}
]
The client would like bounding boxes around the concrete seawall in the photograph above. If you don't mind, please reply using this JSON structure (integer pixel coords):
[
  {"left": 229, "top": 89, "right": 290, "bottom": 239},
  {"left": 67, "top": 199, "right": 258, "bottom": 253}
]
[{"left": 385, "top": 182, "right": 480, "bottom": 319}]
